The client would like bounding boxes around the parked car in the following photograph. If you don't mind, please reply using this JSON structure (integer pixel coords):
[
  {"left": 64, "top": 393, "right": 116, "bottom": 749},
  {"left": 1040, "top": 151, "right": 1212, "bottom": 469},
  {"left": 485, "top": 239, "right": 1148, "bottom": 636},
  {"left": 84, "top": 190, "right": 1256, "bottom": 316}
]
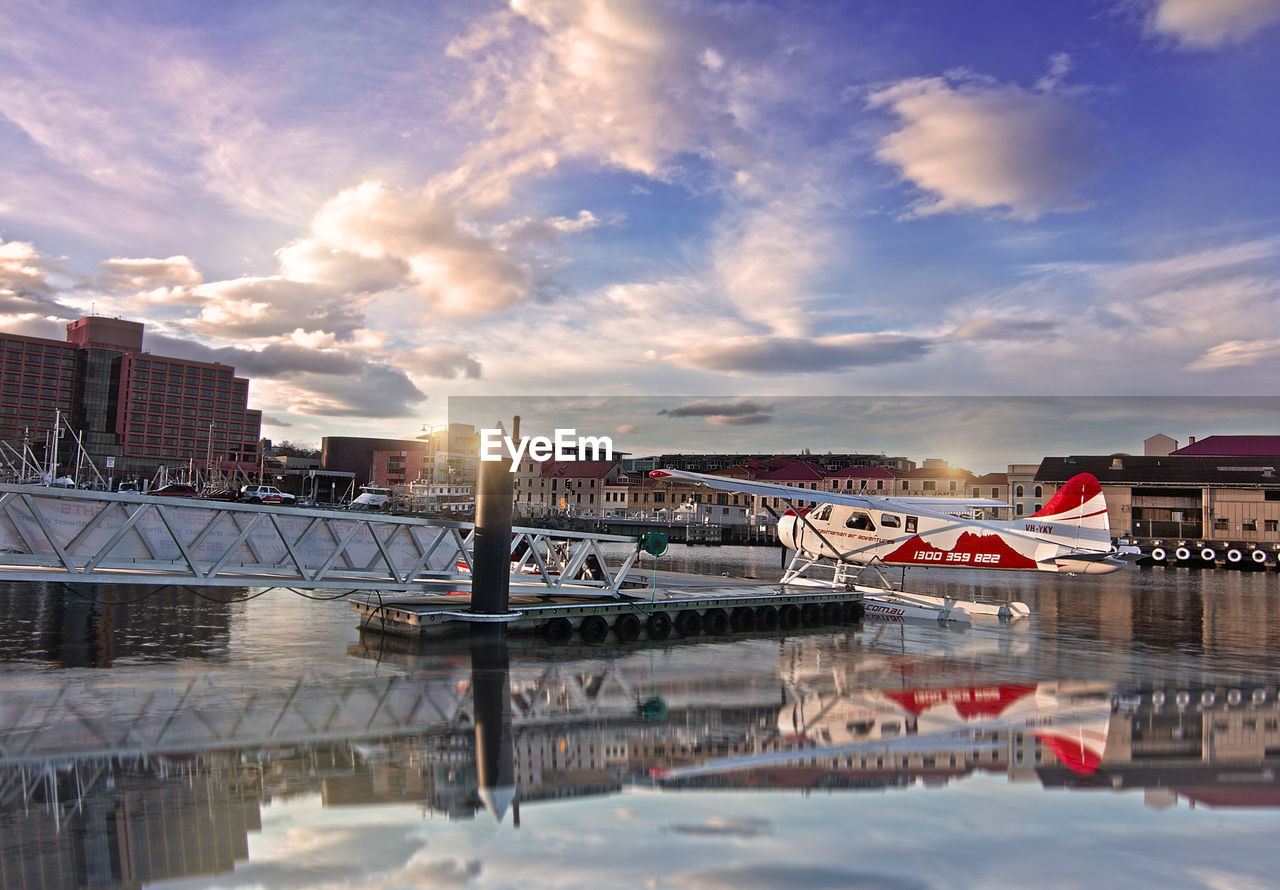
[
  {"left": 151, "top": 483, "right": 199, "bottom": 498},
  {"left": 200, "top": 487, "right": 240, "bottom": 501},
  {"left": 239, "top": 484, "right": 296, "bottom": 505}
]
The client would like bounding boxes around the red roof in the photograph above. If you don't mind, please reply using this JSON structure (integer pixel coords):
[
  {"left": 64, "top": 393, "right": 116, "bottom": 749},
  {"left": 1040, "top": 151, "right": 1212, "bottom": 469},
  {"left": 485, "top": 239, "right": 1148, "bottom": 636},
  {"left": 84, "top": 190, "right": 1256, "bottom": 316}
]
[
  {"left": 755, "top": 460, "right": 828, "bottom": 482},
  {"left": 826, "top": 466, "right": 896, "bottom": 479},
  {"left": 1171, "top": 435, "right": 1280, "bottom": 457}
]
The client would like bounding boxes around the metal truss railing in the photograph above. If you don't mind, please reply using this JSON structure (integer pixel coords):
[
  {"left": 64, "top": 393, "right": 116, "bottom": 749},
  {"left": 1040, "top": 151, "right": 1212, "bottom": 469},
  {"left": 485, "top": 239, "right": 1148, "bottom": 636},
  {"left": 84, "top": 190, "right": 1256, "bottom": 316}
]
[{"left": 0, "top": 484, "right": 639, "bottom": 593}]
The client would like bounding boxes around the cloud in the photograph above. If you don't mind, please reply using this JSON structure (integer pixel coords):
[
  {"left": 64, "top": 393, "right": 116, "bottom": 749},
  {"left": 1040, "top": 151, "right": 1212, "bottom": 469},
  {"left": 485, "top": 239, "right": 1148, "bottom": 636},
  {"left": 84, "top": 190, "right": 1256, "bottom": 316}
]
[
  {"left": 659, "top": 400, "right": 775, "bottom": 425},
  {"left": 950, "top": 318, "right": 1058, "bottom": 341},
  {"left": 665, "top": 334, "right": 933, "bottom": 374},
  {"left": 187, "top": 276, "right": 370, "bottom": 340},
  {"left": 0, "top": 238, "right": 73, "bottom": 317},
  {"left": 142, "top": 331, "right": 427, "bottom": 417},
  {"left": 1188, "top": 338, "right": 1280, "bottom": 371},
  {"left": 614, "top": 423, "right": 639, "bottom": 435},
  {"left": 1144, "top": 0, "right": 1280, "bottom": 49},
  {"left": 712, "top": 202, "right": 833, "bottom": 337},
  {"left": 263, "top": 362, "right": 427, "bottom": 418},
  {"left": 0, "top": 10, "right": 355, "bottom": 238},
  {"left": 867, "top": 70, "right": 1101, "bottom": 219},
  {"left": 667, "top": 864, "right": 930, "bottom": 890},
  {"left": 387, "top": 856, "right": 482, "bottom": 888},
  {"left": 0, "top": 239, "right": 55, "bottom": 298},
  {"left": 445, "top": 0, "right": 736, "bottom": 204},
  {"left": 664, "top": 817, "right": 772, "bottom": 837},
  {"left": 96, "top": 255, "right": 202, "bottom": 292},
  {"left": 405, "top": 345, "right": 484, "bottom": 379},
  {"left": 302, "top": 181, "right": 533, "bottom": 315}
]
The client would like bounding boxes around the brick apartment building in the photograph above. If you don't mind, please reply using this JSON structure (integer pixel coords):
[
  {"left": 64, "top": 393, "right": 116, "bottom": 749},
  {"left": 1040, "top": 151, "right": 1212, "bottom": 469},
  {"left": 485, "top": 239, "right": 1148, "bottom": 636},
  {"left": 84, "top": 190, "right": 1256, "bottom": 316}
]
[{"left": 0, "top": 316, "right": 261, "bottom": 482}]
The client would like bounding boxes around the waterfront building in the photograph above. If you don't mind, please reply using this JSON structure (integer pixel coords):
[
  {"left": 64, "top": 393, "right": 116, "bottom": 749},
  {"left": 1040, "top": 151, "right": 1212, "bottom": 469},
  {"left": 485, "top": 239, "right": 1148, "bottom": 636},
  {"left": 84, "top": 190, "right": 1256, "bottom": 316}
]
[
  {"left": 406, "top": 479, "right": 474, "bottom": 513},
  {"left": 1006, "top": 464, "right": 1044, "bottom": 516},
  {"left": 625, "top": 451, "right": 916, "bottom": 475},
  {"left": 322, "top": 435, "right": 426, "bottom": 488},
  {"left": 369, "top": 444, "right": 434, "bottom": 490},
  {"left": 423, "top": 423, "right": 480, "bottom": 485},
  {"left": 824, "top": 465, "right": 896, "bottom": 493},
  {"left": 0, "top": 316, "right": 261, "bottom": 483},
  {"left": 893, "top": 461, "right": 978, "bottom": 497},
  {"left": 1145, "top": 433, "right": 1178, "bottom": 456},
  {"left": 514, "top": 458, "right": 620, "bottom": 515},
  {"left": 1035, "top": 453, "right": 1280, "bottom": 547}
]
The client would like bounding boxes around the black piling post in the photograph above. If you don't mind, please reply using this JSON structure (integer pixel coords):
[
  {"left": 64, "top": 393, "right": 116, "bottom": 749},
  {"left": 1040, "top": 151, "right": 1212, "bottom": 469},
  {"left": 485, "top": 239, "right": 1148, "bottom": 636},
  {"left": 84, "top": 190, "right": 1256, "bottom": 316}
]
[{"left": 471, "top": 416, "right": 518, "bottom": 619}]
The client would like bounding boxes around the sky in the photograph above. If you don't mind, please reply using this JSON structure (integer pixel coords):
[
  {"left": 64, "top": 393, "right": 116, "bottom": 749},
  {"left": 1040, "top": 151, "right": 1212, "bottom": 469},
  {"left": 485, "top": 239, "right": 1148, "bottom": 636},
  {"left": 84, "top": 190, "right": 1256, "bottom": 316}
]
[{"left": 2, "top": 0, "right": 1280, "bottom": 463}]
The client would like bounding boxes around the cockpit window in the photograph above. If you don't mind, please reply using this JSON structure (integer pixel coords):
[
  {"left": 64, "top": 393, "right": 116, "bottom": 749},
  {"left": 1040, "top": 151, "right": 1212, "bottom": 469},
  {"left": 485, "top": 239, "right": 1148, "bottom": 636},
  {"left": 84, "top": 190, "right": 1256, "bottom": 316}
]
[
  {"left": 811, "top": 504, "right": 832, "bottom": 521},
  {"left": 879, "top": 513, "right": 902, "bottom": 529},
  {"left": 845, "top": 511, "right": 876, "bottom": 531}
]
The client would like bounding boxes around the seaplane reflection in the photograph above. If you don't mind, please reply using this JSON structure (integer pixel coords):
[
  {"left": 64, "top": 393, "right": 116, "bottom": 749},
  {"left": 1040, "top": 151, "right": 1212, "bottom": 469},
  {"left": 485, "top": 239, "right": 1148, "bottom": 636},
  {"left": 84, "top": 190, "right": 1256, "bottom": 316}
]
[{"left": 4, "top": 634, "right": 1280, "bottom": 887}]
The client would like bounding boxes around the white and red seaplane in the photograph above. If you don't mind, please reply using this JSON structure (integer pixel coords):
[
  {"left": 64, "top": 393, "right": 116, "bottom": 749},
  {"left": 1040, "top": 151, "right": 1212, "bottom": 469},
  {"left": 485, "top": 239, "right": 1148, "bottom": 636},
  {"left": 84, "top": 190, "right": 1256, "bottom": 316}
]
[{"left": 648, "top": 469, "right": 1123, "bottom": 623}]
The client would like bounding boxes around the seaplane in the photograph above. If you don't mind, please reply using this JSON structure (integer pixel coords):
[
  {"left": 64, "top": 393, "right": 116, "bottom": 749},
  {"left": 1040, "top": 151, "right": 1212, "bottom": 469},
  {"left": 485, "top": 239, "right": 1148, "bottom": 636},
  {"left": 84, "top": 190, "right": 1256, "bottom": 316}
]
[{"left": 647, "top": 469, "right": 1124, "bottom": 623}]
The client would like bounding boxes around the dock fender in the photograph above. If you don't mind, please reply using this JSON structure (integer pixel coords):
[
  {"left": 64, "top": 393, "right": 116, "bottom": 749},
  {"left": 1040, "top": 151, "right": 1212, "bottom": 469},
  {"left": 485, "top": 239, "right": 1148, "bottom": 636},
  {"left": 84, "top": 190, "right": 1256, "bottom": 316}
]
[
  {"left": 703, "top": 608, "right": 729, "bottom": 635},
  {"left": 730, "top": 607, "right": 756, "bottom": 631},
  {"left": 779, "top": 604, "right": 801, "bottom": 629},
  {"left": 543, "top": 617, "right": 572, "bottom": 641},
  {"left": 646, "top": 611, "right": 672, "bottom": 640},
  {"left": 800, "top": 603, "right": 823, "bottom": 627},
  {"left": 1175, "top": 547, "right": 1191, "bottom": 561},
  {"left": 613, "top": 613, "right": 642, "bottom": 642},
  {"left": 674, "top": 610, "right": 703, "bottom": 637},
  {"left": 1252, "top": 549, "right": 1269, "bottom": 564},
  {"left": 1150, "top": 547, "right": 1166, "bottom": 561},
  {"left": 1227, "top": 549, "right": 1243, "bottom": 563},
  {"left": 579, "top": 615, "right": 608, "bottom": 644},
  {"left": 1200, "top": 548, "right": 1216, "bottom": 562}
]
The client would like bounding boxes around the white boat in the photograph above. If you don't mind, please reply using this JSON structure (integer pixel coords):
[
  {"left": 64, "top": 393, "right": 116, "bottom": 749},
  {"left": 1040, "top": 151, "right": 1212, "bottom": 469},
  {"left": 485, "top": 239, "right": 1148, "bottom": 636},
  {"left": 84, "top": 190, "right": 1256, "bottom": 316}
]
[{"left": 348, "top": 485, "right": 392, "bottom": 510}]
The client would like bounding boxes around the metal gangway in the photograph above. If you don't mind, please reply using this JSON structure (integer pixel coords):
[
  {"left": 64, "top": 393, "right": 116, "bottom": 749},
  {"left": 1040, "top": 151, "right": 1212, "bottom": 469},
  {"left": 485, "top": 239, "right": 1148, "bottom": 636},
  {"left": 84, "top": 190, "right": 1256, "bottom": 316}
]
[{"left": 0, "top": 483, "right": 641, "bottom": 594}]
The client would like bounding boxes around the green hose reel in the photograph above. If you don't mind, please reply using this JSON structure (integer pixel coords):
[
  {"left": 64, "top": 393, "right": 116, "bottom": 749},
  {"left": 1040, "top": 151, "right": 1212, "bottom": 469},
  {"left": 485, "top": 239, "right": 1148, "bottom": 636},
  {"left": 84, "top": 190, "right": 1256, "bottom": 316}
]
[{"left": 637, "top": 531, "right": 669, "bottom": 557}]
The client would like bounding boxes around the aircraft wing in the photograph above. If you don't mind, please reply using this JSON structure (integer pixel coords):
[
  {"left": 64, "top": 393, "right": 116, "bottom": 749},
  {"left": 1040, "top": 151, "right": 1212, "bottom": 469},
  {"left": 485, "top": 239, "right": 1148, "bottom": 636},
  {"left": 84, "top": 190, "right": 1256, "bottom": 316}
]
[{"left": 648, "top": 469, "right": 1009, "bottom": 514}]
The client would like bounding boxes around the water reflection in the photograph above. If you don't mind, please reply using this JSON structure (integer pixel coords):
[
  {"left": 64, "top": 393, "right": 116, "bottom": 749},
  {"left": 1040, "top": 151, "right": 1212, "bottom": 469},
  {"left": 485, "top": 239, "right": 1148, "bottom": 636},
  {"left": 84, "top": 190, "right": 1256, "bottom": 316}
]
[
  {"left": 0, "top": 581, "right": 234, "bottom": 668},
  {"left": 3, "top": 557, "right": 1280, "bottom": 887},
  {"left": 4, "top": 619, "right": 1280, "bottom": 887}
]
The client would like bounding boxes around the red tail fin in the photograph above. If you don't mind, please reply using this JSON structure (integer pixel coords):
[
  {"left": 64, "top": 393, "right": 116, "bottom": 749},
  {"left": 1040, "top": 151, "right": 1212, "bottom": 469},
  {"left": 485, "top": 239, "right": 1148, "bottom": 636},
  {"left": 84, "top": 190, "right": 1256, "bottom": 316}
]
[{"left": 1030, "top": 473, "right": 1102, "bottom": 519}]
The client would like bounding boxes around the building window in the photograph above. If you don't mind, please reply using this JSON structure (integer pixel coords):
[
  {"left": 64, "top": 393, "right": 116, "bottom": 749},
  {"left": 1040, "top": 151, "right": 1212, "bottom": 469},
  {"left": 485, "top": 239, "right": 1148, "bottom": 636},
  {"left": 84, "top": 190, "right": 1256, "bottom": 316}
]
[
  {"left": 1214, "top": 518, "right": 1229, "bottom": 531},
  {"left": 1266, "top": 520, "right": 1278, "bottom": 533},
  {"left": 1034, "top": 486, "right": 1042, "bottom": 498},
  {"left": 1243, "top": 519, "right": 1258, "bottom": 531}
]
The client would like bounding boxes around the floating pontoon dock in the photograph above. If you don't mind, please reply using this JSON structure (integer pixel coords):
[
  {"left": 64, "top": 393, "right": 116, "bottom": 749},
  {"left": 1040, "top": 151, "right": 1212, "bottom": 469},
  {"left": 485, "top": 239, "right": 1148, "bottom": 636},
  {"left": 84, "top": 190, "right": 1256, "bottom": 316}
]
[{"left": 351, "top": 580, "right": 869, "bottom": 642}]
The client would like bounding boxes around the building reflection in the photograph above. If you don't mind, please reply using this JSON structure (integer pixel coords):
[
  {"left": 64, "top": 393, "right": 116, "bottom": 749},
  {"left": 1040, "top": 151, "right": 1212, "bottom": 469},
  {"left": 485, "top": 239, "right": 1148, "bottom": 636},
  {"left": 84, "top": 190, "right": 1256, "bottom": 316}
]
[{"left": 2, "top": 633, "right": 1278, "bottom": 887}]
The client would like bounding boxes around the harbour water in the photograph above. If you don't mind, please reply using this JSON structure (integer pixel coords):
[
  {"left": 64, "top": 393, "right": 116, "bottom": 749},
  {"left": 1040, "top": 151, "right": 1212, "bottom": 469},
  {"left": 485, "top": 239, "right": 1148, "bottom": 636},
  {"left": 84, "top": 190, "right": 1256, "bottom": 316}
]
[{"left": 2, "top": 547, "right": 1279, "bottom": 889}]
